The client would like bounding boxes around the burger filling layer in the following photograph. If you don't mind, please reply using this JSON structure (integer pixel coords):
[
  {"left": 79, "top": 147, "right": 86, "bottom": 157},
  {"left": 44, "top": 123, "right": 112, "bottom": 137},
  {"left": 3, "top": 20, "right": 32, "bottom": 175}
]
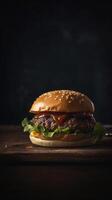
[
  {"left": 22, "top": 112, "right": 106, "bottom": 141},
  {"left": 31, "top": 113, "right": 95, "bottom": 132},
  {"left": 30, "top": 113, "right": 96, "bottom": 137}
]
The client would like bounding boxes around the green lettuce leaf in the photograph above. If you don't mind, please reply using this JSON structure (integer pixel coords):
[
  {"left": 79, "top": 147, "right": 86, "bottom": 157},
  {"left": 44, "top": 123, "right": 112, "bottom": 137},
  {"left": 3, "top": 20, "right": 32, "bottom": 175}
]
[
  {"left": 21, "top": 118, "right": 71, "bottom": 137},
  {"left": 21, "top": 118, "right": 105, "bottom": 141},
  {"left": 22, "top": 118, "right": 40, "bottom": 133},
  {"left": 92, "top": 122, "right": 105, "bottom": 143},
  {"left": 43, "top": 127, "right": 71, "bottom": 138}
]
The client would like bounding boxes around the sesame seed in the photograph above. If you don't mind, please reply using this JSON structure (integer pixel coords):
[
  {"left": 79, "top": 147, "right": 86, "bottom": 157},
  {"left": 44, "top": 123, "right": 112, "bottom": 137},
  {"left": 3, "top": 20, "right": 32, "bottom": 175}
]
[
  {"left": 48, "top": 95, "right": 52, "bottom": 98},
  {"left": 70, "top": 96, "right": 74, "bottom": 100},
  {"left": 68, "top": 100, "right": 72, "bottom": 103},
  {"left": 66, "top": 95, "right": 69, "bottom": 100}
]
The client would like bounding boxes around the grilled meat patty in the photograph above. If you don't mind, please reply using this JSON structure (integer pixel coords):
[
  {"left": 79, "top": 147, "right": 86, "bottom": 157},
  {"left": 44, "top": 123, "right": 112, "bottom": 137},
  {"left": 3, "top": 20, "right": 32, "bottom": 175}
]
[{"left": 31, "top": 113, "right": 96, "bottom": 133}]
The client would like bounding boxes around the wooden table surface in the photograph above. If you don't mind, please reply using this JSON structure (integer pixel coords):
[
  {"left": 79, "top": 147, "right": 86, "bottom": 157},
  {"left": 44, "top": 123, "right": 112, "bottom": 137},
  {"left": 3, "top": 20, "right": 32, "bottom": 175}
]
[{"left": 0, "top": 125, "right": 112, "bottom": 200}]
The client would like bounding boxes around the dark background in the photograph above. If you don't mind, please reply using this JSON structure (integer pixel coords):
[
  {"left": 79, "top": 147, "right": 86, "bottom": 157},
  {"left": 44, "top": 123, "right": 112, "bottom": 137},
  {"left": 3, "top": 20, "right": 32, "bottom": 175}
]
[{"left": 1, "top": 2, "right": 112, "bottom": 125}]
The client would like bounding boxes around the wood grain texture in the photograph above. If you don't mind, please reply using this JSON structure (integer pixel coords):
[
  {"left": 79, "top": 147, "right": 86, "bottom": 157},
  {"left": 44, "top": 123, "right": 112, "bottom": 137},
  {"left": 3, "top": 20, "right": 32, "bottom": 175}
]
[
  {"left": 0, "top": 125, "right": 112, "bottom": 163},
  {"left": 0, "top": 126, "right": 112, "bottom": 200}
]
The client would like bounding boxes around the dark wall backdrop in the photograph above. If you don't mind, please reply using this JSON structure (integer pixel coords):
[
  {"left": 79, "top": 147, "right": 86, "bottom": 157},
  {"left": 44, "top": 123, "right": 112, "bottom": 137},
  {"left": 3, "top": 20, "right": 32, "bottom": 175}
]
[{"left": 1, "top": 2, "right": 112, "bottom": 124}]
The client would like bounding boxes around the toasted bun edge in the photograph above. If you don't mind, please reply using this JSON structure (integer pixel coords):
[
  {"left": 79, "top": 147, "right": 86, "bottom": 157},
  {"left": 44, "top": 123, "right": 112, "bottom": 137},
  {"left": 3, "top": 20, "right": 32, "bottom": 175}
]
[{"left": 29, "top": 133, "right": 94, "bottom": 147}]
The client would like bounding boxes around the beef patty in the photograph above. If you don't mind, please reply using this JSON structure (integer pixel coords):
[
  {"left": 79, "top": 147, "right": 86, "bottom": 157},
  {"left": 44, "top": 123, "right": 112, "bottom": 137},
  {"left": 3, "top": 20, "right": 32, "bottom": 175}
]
[{"left": 31, "top": 112, "right": 96, "bottom": 133}]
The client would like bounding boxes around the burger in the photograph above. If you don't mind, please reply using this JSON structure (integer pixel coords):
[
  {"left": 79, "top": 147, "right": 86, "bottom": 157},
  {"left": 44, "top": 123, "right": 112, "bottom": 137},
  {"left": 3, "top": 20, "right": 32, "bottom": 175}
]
[{"left": 22, "top": 90, "right": 105, "bottom": 147}]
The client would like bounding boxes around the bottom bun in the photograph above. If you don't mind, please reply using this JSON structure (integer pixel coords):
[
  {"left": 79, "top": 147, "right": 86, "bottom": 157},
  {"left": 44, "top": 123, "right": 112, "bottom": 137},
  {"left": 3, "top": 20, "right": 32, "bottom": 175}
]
[{"left": 29, "top": 133, "right": 95, "bottom": 147}]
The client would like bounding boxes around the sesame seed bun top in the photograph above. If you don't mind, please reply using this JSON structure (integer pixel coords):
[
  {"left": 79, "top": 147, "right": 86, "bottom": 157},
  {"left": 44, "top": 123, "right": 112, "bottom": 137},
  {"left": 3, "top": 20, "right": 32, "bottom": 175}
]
[{"left": 30, "top": 90, "right": 95, "bottom": 113}]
